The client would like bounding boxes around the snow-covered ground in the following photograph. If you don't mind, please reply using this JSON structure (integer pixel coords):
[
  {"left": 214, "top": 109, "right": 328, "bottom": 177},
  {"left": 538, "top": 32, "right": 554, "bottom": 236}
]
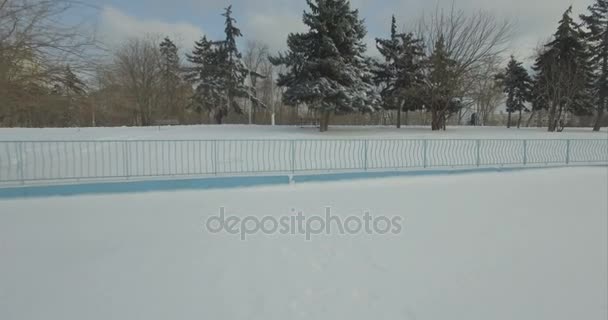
[
  {"left": 0, "top": 124, "right": 607, "bottom": 140},
  {"left": 1, "top": 167, "right": 606, "bottom": 320}
]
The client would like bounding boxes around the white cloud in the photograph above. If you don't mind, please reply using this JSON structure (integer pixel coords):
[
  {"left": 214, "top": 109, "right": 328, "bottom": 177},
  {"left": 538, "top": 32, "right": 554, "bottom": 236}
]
[
  {"left": 244, "top": 11, "right": 307, "bottom": 52},
  {"left": 99, "top": 6, "right": 205, "bottom": 50},
  {"left": 244, "top": 6, "right": 379, "bottom": 56},
  {"left": 95, "top": 0, "right": 594, "bottom": 63},
  {"left": 389, "top": 0, "right": 594, "bottom": 64}
]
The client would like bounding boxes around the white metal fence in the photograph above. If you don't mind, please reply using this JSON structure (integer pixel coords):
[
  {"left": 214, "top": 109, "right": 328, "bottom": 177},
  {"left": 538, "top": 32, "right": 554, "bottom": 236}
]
[{"left": 0, "top": 139, "right": 606, "bottom": 185}]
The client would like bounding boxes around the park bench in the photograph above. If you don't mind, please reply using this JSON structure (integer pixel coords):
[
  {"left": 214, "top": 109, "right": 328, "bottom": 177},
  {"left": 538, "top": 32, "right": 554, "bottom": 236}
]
[
  {"left": 153, "top": 119, "right": 180, "bottom": 130},
  {"left": 299, "top": 117, "right": 319, "bottom": 128}
]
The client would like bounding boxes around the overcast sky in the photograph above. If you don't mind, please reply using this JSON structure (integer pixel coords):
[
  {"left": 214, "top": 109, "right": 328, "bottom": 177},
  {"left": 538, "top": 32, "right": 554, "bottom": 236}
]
[{"left": 86, "top": 0, "right": 594, "bottom": 64}]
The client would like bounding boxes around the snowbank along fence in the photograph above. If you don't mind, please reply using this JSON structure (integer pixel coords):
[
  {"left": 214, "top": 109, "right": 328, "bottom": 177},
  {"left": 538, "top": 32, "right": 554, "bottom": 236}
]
[{"left": 0, "top": 139, "right": 606, "bottom": 185}]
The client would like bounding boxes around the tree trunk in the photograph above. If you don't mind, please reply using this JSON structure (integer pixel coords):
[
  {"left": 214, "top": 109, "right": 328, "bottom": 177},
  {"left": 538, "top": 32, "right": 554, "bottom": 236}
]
[
  {"left": 215, "top": 111, "right": 223, "bottom": 125},
  {"left": 319, "top": 112, "right": 325, "bottom": 132},
  {"left": 593, "top": 100, "right": 605, "bottom": 132},
  {"left": 397, "top": 99, "right": 407, "bottom": 128},
  {"left": 553, "top": 104, "right": 565, "bottom": 132},
  {"left": 397, "top": 103, "right": 402, "bottom": 129},
  {"left": 507, "top": 111, "right": 512, "bottom": 128},
  {"left": 525, "top": 110, "right": 535, "bottom": 127},
  {"left": 431, "top": 112, "right": 439, "bottom": 131},
  {"left": 517, "top": 110, "right": 522, "bottom": 129},
  {"left": 225, "top": 93, "right": 232, "bottom": 125},
  {"left": 141, "top": 112, "right": 147, "bottom": 127},
  {"left": 248, "top": 100, "right": 253, "bottom": 125},
  {"left": 405, "top": 110, "right": 409, "bottom": 126},
  {"left": 431, "top": 109, "right": 443, "bottom": 131},
  {"left": 595, "top": 53, "right": 608, "bottom": 131},
  {"left": 547, "top": 103, "right": 557, "bottom": 132},
  {"left": 319, "top": 110, "right": 331, "bottom": 132}
]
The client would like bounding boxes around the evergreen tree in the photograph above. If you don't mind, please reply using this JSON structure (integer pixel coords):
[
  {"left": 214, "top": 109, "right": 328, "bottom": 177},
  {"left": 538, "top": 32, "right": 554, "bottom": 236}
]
[
  {"left": 581, "top": 0, "right": 608, "bottom": 131},
  {"left": 186, "top": 6, "right": 259, "bottom": 124},
  {"left": 159, "top": 37, "right": 181, "bottom": 119},
  {"left": 533, "top": 7, "right": 594, "bottom": 132},
  {"left": 186, "top": 36, "right": 225, "bottom": 122},
  {"left": 270, "top": 0, "right": 379, "bottom": 132},
  {"left": 217, "top": 5, "right": 247, "bottom": 120},
  {"left": 52, "top": 65, "right": 86, "bottom": 96},
  {"left": 496, "top": 56, "right": 532, "bottom": 128},
  {"left": 374, "top": 15, "right": 425, "bottom": 128},
  {"left": 423, "top": 36, "right": 459, "bottom": 130},
  {"left": 53, "top": 65, "right": 86, "bottom": 126}
]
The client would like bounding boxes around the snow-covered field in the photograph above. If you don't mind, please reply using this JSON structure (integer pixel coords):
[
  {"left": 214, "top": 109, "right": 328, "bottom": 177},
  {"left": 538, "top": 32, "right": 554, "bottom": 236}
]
[
  {"left": 1, "top": 167, "right": 607, "bottom": 320},
  {"left": 1, "top": 124, "right": 607, "bottom": 140}
]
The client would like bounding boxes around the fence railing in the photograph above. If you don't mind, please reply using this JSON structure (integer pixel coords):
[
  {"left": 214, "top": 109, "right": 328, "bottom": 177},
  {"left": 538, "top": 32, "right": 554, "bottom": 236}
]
[{"left": 0, "top": 139, "right": 606, "bottom": 184}]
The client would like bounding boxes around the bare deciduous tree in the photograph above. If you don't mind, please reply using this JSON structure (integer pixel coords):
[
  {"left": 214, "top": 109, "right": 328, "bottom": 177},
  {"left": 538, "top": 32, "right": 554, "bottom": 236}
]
[
  {"left": 0, "top": 0, "right": 99, "bottom": 126},
  {"left": 243, "top": 40, "right": 269, "bottom": 124},
  {"left": 113, "top": 36, "right": 162, "bottom": 126},
  {"left": 416, "top": 5, "right": 512, "bottom": 130},
  {"left": 470, "top": 56, "right": 505, "bottom": 126}
]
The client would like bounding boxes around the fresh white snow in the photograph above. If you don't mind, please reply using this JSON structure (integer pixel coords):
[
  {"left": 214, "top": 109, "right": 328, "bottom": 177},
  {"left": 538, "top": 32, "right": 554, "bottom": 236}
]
[
  {"left": 0, "top": 124, "right": 606, "bottom": 141},
  {"left": 0, "top": 167, "right": 606, "bottom": 320}
]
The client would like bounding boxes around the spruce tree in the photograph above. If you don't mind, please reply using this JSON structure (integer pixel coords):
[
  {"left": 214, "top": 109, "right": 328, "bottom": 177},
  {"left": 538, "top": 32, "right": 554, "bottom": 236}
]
[
  {"left": 270, "top": 0, "right": 379, "bottom": 132},
  {"left": 581, "top": 0, "right": 608, "bottom": 131},
  {"left": 496, "top": 56, "right": 532, "bottom": 128},
  {"left": 534, "top": 7, "right": 593, "bottom": 132},
  {"left": 423, "top": 36, "right": 459, "bottom": 131},
  {"left": 53, "top": 65, "right": 86, "bottom": 126},
  {"left": 186, "top": 6, "right": 258, "bottom": 124},
  {"left": 159, "top": 37, "right": 181, "bottom": 119},
  {"left": 374, "top": 15, "right": 425, "bottom": 128},
  {"left": 217, "top": 5, "right": 247, "bottom": 119},
  {"left": 186, "top": 36, "right": 224, "bottom": 122}
]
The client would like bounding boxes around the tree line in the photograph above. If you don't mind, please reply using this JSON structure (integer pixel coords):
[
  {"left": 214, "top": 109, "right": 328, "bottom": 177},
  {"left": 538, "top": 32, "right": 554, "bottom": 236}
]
[{"left": 1, "top": 0, "right": 607, "bottom": 132}]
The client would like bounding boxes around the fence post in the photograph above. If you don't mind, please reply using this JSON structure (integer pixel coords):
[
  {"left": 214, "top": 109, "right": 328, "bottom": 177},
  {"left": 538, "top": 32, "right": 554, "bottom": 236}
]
[
  {"left": 123, "top": 141, "right": 130, "bottom": 179},
  {"left": 364, "top": 140, "right": 368, "bottom": 171},
  {"left": 213, "top": 140, "right": 218, "bottom": 175},
  {"left": 291, "top": 140, "right": 295, "bottom": 173},
  {"left": 423, "top": 140, "right": 428, "bottom": 168},
  {"left": 566, "top": 139, "right": 571, "bottom": 164},
  {"left": 523, "top": 140, "right": 528, "bottom": 165},
  {"left": 17, "top": 142, "right": 24, "bottom": 184},
  {"left": 476, "top": 140, "right": 481, "bottom": 167}
]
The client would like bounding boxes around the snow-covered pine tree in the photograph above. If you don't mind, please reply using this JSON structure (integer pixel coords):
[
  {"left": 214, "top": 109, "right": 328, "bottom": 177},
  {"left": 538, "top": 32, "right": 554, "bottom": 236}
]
[
  {"left": 159, "top": 37, "right": 181, "bottom": 119},
  {"left": 217, "top": 5, "right": 246, "bottom": 119},
  {"left": 270, "top": 0, "right": 379, "bottom": 132},
  {"left": 374, "top": 15, "right": 425, "bottom": 128},
  {"left": 580, "top": 0, "right": 608, "bottom": 131},
  {"left": 533, "top": 7, "right": 594, "bottom": 132},
  {"left": 186, "top": 36, "right": 224, "bottom": 123},
  {"left": 186, "top": 6, "right": 263, "bottom": 124},
  {"left": 496, "top": 56, "right": 532, "bottom": 128},
  {"left": 374, "top": 16, "right": 401, "bottom": 119}
]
